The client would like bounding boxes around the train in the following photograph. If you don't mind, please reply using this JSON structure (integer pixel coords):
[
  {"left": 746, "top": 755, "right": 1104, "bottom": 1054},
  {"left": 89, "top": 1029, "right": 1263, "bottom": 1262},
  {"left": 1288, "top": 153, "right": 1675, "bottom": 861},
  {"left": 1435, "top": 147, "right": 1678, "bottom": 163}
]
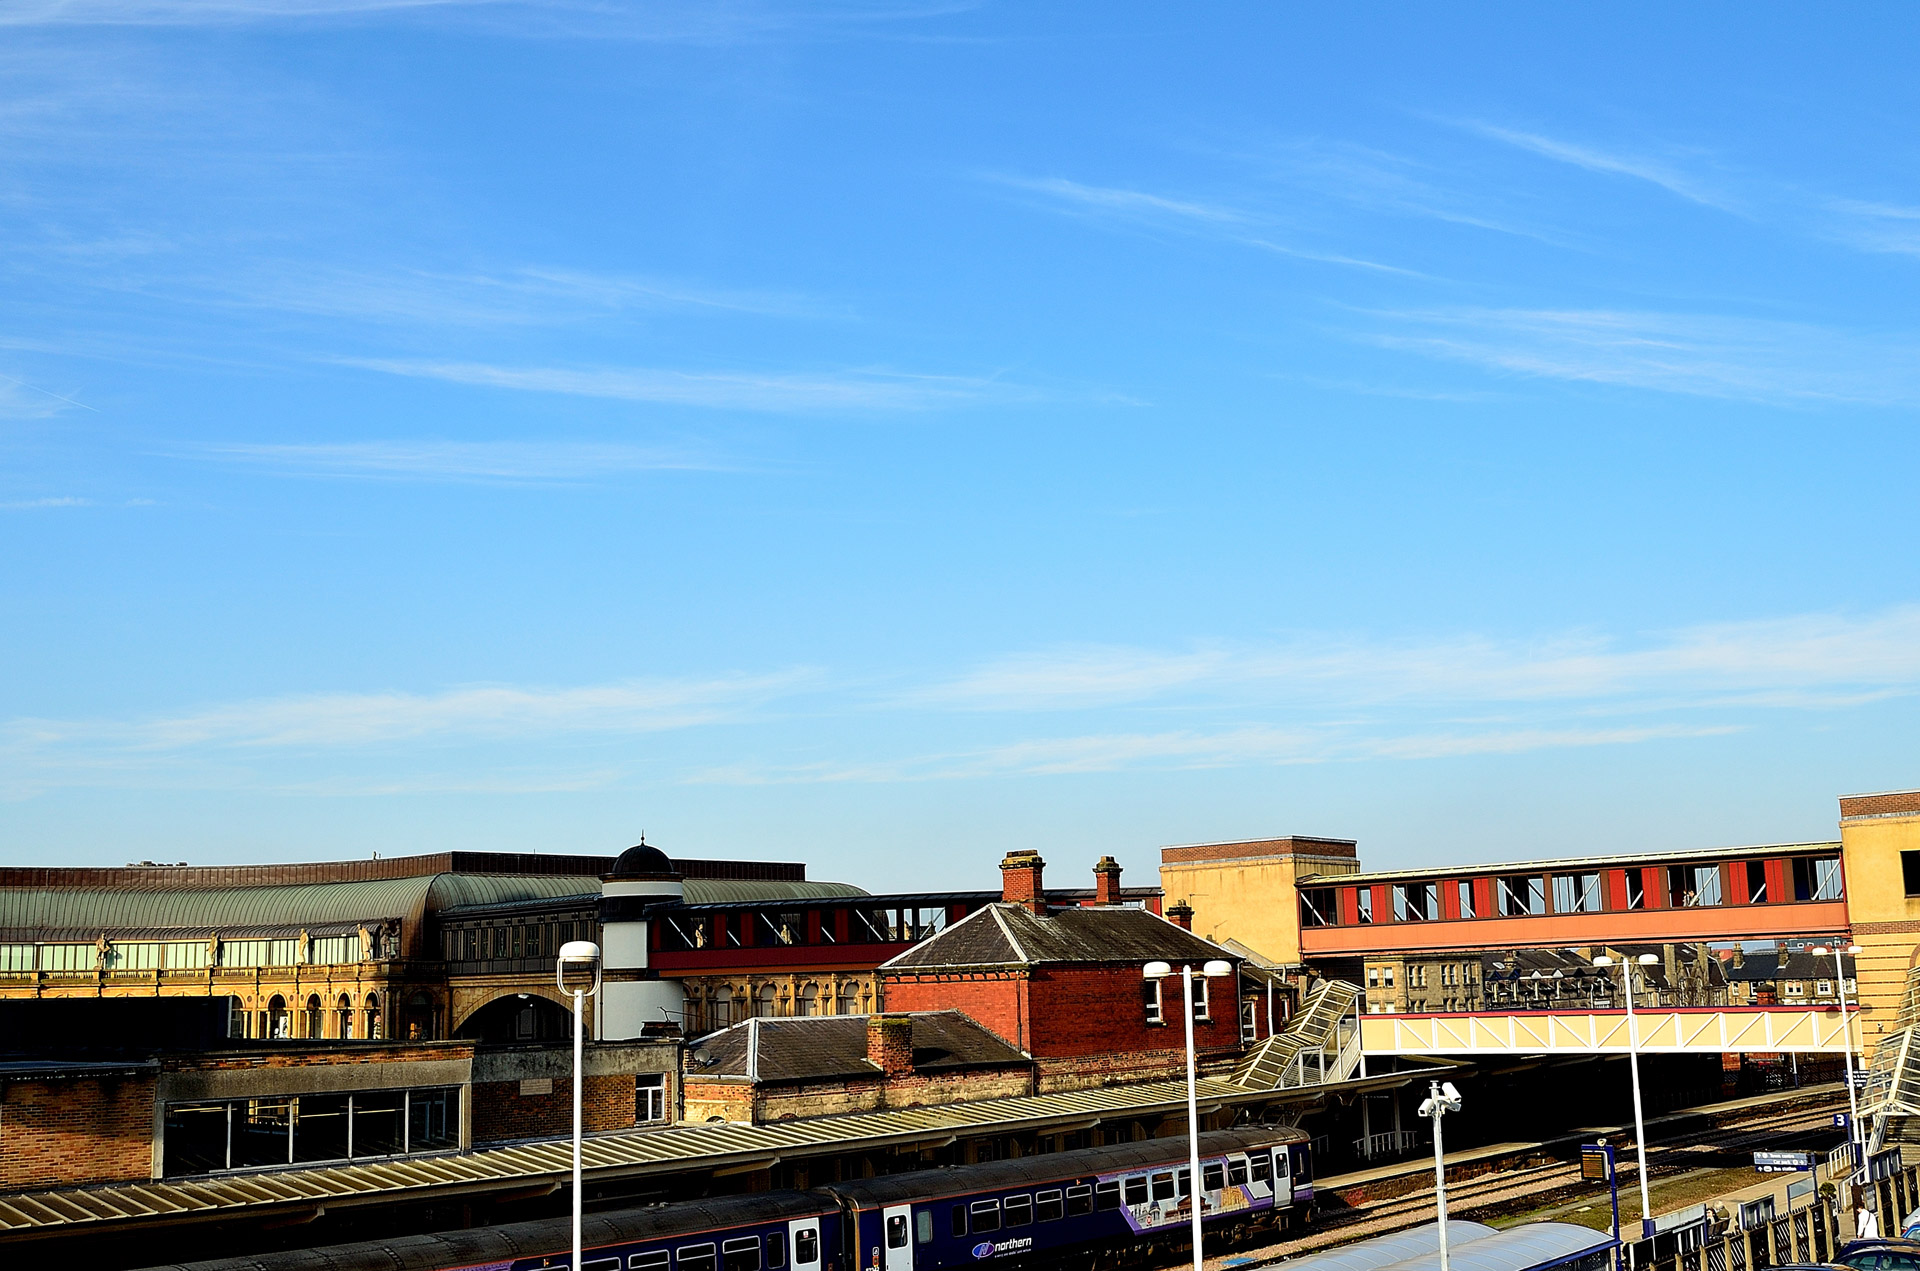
[{"left": 140, "top": 1125, "right": 1313, "bottom": 1271}]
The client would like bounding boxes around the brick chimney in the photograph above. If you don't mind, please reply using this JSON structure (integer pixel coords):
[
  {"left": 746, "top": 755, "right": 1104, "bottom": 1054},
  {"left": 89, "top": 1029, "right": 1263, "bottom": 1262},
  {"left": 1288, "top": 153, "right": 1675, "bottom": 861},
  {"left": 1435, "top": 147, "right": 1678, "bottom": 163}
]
[
  {"left": 1093, "top": 856, "right": 1123, "bottom": 905},
  {"left": 1000, "top": 850, "right": 1046, "bottom": 914},
  {"left": 867, "top": 1014, "right": 914, "bottom": 1077},
  {"left": 1166, "top": 900, "right": 1194, "bottom": 931}
]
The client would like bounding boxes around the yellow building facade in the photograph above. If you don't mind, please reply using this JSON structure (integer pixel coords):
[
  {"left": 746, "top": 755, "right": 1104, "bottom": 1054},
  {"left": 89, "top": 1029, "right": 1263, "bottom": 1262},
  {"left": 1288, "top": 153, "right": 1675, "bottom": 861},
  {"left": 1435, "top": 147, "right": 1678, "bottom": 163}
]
[
  {"left": 1838, "top": 788, "right": 1920, "bottom": 1053},
  {"left": 1157, "top": 836, "right": 1361, "bottom": 964}
]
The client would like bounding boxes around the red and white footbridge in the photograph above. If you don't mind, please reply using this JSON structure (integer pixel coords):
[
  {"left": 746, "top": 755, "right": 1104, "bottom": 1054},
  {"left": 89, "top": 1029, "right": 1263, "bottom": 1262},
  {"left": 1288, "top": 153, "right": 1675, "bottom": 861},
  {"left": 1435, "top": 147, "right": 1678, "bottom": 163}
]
[{"left": 1358, "top": 1005, "right": 1862, "bottom": 1055}]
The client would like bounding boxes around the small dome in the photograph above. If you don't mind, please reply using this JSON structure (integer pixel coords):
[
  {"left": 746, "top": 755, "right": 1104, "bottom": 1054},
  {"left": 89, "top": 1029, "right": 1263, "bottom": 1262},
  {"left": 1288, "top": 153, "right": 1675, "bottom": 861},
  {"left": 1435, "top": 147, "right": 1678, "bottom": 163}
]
[{"left": 608, "top": 843, "right": 678, "bottom": 880}]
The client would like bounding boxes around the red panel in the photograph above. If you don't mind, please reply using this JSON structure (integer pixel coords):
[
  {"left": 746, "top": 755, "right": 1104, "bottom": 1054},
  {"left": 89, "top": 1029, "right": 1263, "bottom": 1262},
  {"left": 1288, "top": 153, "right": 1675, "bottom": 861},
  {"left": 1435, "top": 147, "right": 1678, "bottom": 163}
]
[
  {"left": 1339, "top": 888, "right": 1358, "bottom": 925},
  {"left": 1766, "top": 860, "right": 1789, "bottom": 905},
  {"left": 1647, "top": 867, "right": 1668, "bottom": 909},
  {"left": 1473, "top": 877, "right": 1494, "bottom": 918},
  {"left": 1372, "top": 885, "right": 1390, "bottom": 923},
  {"left": 1440, "top": 880, "right": 1460, "bottom": 921},
  {"left": 1299, "top": 898, "right": 1853, "bottom": 956},
  {"left": 1605, "top": 870, "right": 1628, "bottom": 911},
  {"left": 1727, "top": 863, "right": 1750, "bottom": 906}
]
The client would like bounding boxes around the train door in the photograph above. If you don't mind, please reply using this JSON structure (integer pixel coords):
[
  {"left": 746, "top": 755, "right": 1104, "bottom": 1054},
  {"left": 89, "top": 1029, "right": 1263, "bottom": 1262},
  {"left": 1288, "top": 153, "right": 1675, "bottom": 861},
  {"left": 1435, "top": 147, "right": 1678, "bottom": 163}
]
[
  {"left": 790, "top": 1218, "right": 822, "bottom": 1271},
  {"left": 1272, "top": 1147, "right": 1292, "bottom": 1205},
  {"left": 882, "top": 1205, "right": 913, "bottom": 1271}
]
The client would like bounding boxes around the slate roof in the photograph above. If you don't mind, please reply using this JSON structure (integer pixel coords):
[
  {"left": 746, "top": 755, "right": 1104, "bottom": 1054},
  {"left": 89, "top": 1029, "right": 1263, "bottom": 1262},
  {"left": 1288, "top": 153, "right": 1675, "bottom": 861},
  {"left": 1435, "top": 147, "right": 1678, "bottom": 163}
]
[
  {"left": 881, "top": 902, "right": 1239, "bottom": 972},
  {"left": 1724, "top": 950, "right": 1856, "bottom": 983},
  {"left": 689, "top": 1010, "right": 1029, "bottom": 1084}
]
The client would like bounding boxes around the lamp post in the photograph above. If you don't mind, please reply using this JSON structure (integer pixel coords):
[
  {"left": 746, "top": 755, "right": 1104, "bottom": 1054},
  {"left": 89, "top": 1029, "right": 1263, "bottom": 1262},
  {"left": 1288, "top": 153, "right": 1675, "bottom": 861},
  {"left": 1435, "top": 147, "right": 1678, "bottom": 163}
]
[
  {"left": 1811, "top": 942, "right": 1864, "bottom": 1178},
  {"left": 1594, "top": 953, "right": 1660, "bottom": 1238},
  {"left": 558, "top": 940, "right": 603, "bottom": 1271},
  {"left": 1143, "top": 958, "right": 1234, "bottom": 1271},
  {"left": 1421, "top": 1080, "right": 1463, "bottom": 1271}
]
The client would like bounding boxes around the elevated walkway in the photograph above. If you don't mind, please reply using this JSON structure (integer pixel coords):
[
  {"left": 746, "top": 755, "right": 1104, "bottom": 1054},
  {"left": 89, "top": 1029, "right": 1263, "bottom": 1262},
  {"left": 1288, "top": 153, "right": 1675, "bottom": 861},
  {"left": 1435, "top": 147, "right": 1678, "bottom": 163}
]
[{"left": 1359, "top": 1004, "right": 1860, "bottom": 1055}]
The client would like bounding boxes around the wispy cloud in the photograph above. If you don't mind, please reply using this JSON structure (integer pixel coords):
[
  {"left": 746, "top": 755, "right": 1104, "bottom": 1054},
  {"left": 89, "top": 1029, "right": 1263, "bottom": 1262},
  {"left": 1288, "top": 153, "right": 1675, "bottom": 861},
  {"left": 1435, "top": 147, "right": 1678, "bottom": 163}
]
[
  {"left": 0, "top": 496, "right": 92, "bottom": 510},
  {"left": 1351, "top": 306, "right": 1920, "bottom": 407},
  {"left": 913, "top": 609, "right": 1920, "bottom": 713},
  {"left": 0, "top": 374, "right": 95, "bottom": 418},
  {"left": 1460, "top": 121, "right": 1737, "bottom": 211},
  {"left": 696, "top": 721, "right": 1739, "bottom": 785},
  {"left": 344, "top": 357, "right": 1031, "bottom": 411},
  {"left": 986, "top": 173, "right": 1422, "bottom": 276},
  {"left": 186, "top": 439, "right": 729, "bottom": 482},
  {"left": 1826, "top": 199, "right": 1920, "bottom": 259}
]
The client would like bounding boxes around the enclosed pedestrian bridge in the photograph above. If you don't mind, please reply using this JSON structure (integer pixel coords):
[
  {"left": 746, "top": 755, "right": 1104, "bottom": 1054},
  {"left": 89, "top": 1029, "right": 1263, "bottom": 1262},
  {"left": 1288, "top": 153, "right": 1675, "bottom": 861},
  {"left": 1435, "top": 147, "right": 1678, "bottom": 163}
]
[{"left": 1357, "top": 1004, "right": 1863, "bottom": 1056}]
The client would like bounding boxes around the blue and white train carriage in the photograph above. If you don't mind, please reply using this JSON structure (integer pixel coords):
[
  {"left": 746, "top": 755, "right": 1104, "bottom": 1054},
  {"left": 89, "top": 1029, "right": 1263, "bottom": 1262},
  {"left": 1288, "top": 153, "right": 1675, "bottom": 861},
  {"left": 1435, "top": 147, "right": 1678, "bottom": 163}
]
[{"left": 140, "top": 1125, "right": 1311, "bottom": 1271}]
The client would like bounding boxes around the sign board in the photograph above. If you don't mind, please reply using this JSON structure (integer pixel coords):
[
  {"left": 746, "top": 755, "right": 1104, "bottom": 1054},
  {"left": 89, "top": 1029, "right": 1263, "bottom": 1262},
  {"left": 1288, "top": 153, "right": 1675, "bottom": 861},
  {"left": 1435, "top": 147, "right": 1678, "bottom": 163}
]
[
  {"left": 1835, "top": 1112, "right": 1852, "bottom": 1129},
  {"left": 1582, "top": 1146, "right": 1614, "bottom": 1181},
  {"left": 1850, "top": 1070, "right": 1873, "bottom": 1089},
  {"left": 1753, "top": 1150, "right": 1815, "bottom": 1173}
]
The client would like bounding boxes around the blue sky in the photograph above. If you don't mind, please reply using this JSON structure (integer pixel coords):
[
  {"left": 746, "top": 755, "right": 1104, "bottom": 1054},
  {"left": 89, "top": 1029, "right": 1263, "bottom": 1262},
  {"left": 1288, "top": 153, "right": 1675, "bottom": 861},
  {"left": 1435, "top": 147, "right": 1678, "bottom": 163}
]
[{"left": 5, "top": 3, "right": 1920, "bottom": 888}]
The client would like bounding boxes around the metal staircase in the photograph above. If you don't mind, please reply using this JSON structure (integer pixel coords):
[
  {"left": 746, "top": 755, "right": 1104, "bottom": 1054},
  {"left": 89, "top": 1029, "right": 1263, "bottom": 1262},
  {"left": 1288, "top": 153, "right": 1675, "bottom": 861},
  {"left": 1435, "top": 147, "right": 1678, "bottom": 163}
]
[
  {"left": 1864, "top": 964, "right": 1920, "bottom": 1149},
  {"left": 1232, "top": 978, "right": 1363, "bottom": 1091}
]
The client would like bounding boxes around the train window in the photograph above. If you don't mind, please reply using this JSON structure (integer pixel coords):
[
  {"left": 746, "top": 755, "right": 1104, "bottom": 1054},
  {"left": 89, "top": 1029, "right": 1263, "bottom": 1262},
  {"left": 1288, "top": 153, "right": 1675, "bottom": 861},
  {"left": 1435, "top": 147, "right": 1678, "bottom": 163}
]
[
  {"left": 1003, "top": 1195, "right": 1033, "bottom": 1227},
  {"left": 1066, "top": 1185, "right": 1094, "bottom": 1216},
  {"left": 1099, "top": 1180, "right": 1125, "bottom": 1211},
  {"left": 633, "top": 1254, "right": 671, "bottom": 1271},
  {"left": 584, "top": 1260, "right": 621, "bottom": 1271},
  {"left": 1149, "top": 1172, "right": 1175, "bottom": 1202},
  {"left": 796, "top": 1231, "right": 819, "bottom": 1266},
  {"left": 951, "top": 1206, "right": 967, "bottom": 1238},
  {"left": 1176, "top": 1168, "right": 1191, "bottom": 1198},
  {"left": 1290, "top": 1147, "right": 1310, "bottom": 1184},
  {"left": 1036, "top": 1190, "right": 1064, "bottom": 1222},
  {"left": 722, "top": 1238, "right": 762, "bottom": 1271},
  {"left": 885, "top": 1216, "right": 908, "bottom": 1249},
  {"left": 1202, "top": 1162, "right": 1226, "bottom": 1191},
  {"left": 1249, "top": 1153, "right": 1271, "bottom": 1184},
  {"left": 916, "top": 1212, "right": 933, "bottom": 1245},
  {"left": 1226, "top": 1156, "right": 1249, "bottom": 1187},
  {"left": 1121, "top": 1176, "right": 1146, "bottom": 1206},
  {"left": 969, "top": 1200, "right": 1001, "bottom": 1233},
  {"left": 767, "top": 1233, "right": 786, "bottom": 1268},
  {"left": 679, "top": 1244, "right": 717, "bottom": 1271}
]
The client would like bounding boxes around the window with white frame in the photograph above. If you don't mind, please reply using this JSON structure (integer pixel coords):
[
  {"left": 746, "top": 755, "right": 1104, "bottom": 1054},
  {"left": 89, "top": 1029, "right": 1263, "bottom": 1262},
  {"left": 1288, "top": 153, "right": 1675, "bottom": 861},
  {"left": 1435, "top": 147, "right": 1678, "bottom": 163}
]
[
  {"left": 1191, "top": 976, "right": 1210, "bottom": 1021},
  {"left": 1142, "top": 977, "right": 1163, "bottom": 1025},
  {"left": 637, "top": 1074, "right": 666, "bottom": 1122}
]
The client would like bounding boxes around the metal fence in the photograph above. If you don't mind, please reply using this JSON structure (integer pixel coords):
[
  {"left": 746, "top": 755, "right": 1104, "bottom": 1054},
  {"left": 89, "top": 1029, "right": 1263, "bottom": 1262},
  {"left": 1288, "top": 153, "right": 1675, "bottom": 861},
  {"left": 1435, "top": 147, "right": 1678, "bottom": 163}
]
[{"left": 1626, "top": 1161, "right": 1920, "bottom": 1271}]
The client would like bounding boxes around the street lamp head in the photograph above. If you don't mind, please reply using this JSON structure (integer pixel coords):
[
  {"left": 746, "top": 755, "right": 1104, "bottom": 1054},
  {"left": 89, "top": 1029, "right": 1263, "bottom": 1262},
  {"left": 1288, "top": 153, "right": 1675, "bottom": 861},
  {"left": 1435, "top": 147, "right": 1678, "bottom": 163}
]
[
  {"left": 558, "top": 940, "right": 601, "bottom": 963},
  {"left": 1593, "top": 955, "right": 1615, "bottom": 967},
  {"left": 556, "top": 940, "right": 603, "bottom": 996},
  {"left": 1202, "top": 960, "right": 1233, "bottom": 978},
  {"left": 1143, "top": 960, "right": 1172, "bottom": 980},
  {"left": 1635, "top": 954, "right": 1659, "bottom": 965}
]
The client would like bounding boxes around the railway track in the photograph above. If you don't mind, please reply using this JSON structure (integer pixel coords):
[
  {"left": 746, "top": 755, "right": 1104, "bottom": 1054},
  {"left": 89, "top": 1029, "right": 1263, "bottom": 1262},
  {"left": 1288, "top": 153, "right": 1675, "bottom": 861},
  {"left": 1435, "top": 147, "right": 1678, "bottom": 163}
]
[{"left": 1203, "top": 1101, "right": 1845, "bottom": 1269}]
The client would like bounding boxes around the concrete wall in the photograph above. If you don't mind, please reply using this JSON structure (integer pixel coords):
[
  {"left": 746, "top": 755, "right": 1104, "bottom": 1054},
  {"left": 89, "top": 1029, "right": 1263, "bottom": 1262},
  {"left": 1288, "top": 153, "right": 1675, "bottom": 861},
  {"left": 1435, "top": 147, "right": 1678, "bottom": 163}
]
[
  {"left": 1839, "top": 794, "right": 1920, "bottom": 1055},
  {"left": 1158, "top": 839, "right": 1361, "bottom": 964}
]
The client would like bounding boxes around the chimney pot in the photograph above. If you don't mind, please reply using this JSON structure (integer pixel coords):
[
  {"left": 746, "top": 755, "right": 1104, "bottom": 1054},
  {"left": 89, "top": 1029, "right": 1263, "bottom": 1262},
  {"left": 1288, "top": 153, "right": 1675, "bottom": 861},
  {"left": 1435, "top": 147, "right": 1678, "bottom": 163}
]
[
  {"left": 1167, "top": 900, "right": 1194, "bottom": 931},
  {"left": 1000, "top": 850, "right": 1046, "bottom": 915},
  {"left": 1093, "top": 856, "right": 1123, "bottom": 906},
  {"left": 867, "top": 1014, "right": 915, "bottom": 1077}
]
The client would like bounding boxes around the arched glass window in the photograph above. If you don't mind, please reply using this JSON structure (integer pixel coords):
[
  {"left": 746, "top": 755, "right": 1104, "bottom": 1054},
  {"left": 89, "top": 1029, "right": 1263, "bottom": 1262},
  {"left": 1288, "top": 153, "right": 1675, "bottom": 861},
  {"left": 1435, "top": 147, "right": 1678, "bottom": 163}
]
[
  {"left": 337, "top": 993, "right": 354, "bottom": 1039},
  {"left": 305, "top": 994, "right": 324, "bottom": 1039},
  {"left": 711, "top": 987, "right": 733, "bottom": 1030},
  {"left": 799, "top": 984, "right": 819, "bottom": 1016},
  {"left": 365, "top": 992, "right": 382, "bottom": 1040},
  {"left": 267, "top": 995, "right": 290, "bottom": 1039},
  {"left": 756, "top": 984, "right": 778, "bottom": 1018}
]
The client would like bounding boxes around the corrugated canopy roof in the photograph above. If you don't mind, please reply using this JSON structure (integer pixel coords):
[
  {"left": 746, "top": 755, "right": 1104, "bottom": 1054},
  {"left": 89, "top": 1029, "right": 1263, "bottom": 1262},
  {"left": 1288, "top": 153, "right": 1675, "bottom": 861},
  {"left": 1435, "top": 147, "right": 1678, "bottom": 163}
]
[
  {"left": 882, "top": 902, "right": 1238, "bottom": 972},
  {"left": 0, "top": 1065, "right": 1442, "bottom": 1241}
]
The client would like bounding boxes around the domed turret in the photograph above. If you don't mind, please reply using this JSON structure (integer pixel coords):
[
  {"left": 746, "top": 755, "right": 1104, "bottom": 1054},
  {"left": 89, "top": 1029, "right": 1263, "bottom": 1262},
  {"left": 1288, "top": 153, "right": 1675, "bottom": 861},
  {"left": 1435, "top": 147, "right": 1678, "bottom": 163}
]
[
  {"left": 608, "top": 843, "right": 679, "bottom": 881},
  {"left": 598, "top": 840, "right": 686, "bottom": 1040}
]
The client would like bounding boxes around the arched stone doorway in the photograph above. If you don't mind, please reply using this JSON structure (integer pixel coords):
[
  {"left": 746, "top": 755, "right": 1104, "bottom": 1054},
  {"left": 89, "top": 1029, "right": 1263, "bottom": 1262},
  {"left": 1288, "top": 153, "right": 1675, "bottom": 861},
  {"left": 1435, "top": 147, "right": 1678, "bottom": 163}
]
[{"left": 454, "top": 993, "right": 573, "bottom": 1044}]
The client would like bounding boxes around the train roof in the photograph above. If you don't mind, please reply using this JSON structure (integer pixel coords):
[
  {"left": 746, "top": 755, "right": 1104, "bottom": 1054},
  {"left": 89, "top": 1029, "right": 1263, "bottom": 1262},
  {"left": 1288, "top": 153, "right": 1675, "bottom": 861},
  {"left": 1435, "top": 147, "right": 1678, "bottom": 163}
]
[
  {"left": 821, "top": 1126, "right": 1307, "bottom": 1206},
  {"left": 1279, "top": 1222, "right": 1617, "bottom": 1271},
  {"left": 140, "top": 1190, "right": 839, "bottom": 1271}
]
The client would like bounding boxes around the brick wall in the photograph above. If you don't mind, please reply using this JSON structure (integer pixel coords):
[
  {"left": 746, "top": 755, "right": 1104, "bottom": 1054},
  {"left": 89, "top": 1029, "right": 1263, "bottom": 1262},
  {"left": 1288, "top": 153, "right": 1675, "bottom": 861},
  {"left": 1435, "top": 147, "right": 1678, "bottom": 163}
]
[
  {"left": 1160, "top": 837, "right": 1356, "bottom": 864},
  {"left": 1841, "top": 791, "right": 1920, "bottom": 819},
  {"left": 471, "top": 1073, "right": 641, "bottom": 1143},
  {"left": 687, "top": 1064, "right": 1036, "bottom": 1125},
  {"left": 1026, "top": 967, "right": 1240, "bottom": 1060},
  {"left": 882, "top": 974, "right": 1029, "bottom": 1049},
  {"left": 0, "top": 1073, "right": 157, "bottom": 1190}
]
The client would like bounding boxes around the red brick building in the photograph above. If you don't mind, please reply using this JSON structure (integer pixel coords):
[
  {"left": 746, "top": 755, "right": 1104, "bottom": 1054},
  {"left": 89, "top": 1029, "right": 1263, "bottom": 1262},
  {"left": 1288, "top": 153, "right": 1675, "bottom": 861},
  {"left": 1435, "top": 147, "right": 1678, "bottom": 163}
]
[{"left": 880, "top": 851, "right": 1246, "bottom": 1092}]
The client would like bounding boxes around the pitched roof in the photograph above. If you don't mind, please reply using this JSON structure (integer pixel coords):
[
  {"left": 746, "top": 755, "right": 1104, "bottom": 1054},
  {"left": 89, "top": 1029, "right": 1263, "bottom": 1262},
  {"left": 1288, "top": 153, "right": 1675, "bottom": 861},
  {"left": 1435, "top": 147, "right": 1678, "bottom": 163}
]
[
  {"left": 689, "top": 1011, "right": 1029, "bottom": 1083},
  {"left": 1724, "top": 950, "right": 1856, "bottom": 983},
  {"left": 881, "top": 902, "right": 1239, "bottom": 972}
]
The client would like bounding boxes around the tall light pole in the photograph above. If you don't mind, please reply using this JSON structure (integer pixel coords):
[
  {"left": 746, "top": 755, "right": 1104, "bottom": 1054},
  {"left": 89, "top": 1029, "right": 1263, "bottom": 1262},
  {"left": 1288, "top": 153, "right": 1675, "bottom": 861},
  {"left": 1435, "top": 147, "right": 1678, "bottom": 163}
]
[
  {"left": 1421, "top": 1080, "right": 1463, "bottom": 1271},
  {"left": 1811, "top": 942, "right": 1864, "bottom": 1177},
  {"left": 1144, "top": 958, "right": 1234, "bottom": 1271},
  {"left": 558, "top": 940, "right": 603, "bottom": 1271},
  {"left": 1594, "top": 953, "right": 1660, "bottom": 1237}
]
